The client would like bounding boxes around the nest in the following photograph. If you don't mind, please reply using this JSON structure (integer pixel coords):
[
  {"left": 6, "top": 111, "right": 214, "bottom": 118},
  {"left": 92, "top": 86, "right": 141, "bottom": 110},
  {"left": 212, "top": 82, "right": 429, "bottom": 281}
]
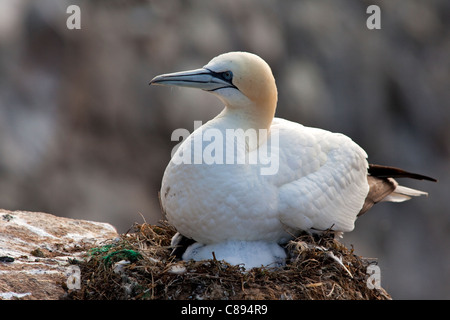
[{"left": 64, "top": 221, "right": 391, "bottom": 300}]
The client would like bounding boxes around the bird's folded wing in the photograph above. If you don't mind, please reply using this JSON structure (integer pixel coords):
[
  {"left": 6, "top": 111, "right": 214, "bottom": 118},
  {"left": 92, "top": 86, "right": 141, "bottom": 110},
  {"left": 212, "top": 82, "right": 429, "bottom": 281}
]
[{"left": 273, "top": 120, "right": 369, "bottom": 233}]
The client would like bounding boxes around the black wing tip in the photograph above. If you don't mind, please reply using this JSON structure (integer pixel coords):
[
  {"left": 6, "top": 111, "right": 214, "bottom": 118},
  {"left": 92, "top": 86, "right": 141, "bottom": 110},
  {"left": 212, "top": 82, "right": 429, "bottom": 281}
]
[{"left": 368, "top": 164, "right": 437, "bottom": 182}]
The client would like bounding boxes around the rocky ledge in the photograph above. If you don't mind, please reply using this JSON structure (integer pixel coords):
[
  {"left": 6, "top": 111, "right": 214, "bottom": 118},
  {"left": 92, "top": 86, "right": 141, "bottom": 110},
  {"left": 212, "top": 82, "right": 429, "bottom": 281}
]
[
  {"left": 1, "top": 209, "right": 390, "bottom": 300},
  {"left": 0, "top": 209, "right": 117, "bottom": 300}
]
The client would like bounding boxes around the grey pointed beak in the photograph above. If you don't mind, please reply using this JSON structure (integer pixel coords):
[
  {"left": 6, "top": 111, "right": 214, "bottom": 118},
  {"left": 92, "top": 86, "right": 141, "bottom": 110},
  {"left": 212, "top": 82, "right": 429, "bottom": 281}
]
[{"left": 149, "top": 68, "right": 235, "bottom": 92}]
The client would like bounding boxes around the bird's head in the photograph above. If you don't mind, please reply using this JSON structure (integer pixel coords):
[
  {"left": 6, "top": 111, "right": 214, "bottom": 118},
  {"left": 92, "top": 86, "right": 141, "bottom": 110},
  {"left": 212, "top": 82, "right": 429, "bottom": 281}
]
[{"left": 150, "top": 52, "right": 278, "bottom": 130}]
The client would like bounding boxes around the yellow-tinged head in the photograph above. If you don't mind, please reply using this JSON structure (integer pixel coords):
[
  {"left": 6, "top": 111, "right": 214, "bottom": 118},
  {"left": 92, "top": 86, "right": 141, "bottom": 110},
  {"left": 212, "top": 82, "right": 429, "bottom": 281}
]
[{"left": 150, "top": 52, "right": 278, "bottom": 130}]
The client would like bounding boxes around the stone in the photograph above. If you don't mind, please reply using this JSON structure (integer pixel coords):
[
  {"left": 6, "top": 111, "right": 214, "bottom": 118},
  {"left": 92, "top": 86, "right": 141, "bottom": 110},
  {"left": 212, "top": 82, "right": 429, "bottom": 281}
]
[{"left": 0, "top": 209, "right": 117, "bottom": 300}]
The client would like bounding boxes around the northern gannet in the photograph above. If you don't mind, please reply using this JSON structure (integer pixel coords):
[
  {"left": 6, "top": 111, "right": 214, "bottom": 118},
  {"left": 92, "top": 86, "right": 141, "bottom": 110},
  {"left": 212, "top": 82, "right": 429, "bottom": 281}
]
[{"left": 150, "top": 52, "right": 436, "bottom": 269}]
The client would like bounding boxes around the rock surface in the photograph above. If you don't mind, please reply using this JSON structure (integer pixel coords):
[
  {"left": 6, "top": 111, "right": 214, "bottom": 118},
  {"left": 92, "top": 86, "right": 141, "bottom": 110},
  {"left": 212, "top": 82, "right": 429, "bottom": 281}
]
[{"left": 0, "top": 209, "right": 117, "bottom": 300}]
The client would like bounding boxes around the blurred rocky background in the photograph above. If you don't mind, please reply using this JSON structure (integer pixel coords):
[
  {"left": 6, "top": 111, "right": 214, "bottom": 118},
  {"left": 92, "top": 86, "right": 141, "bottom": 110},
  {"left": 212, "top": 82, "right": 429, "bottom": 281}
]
[{"left": 0, "top": 0, "right": 448, "bottom": 299}]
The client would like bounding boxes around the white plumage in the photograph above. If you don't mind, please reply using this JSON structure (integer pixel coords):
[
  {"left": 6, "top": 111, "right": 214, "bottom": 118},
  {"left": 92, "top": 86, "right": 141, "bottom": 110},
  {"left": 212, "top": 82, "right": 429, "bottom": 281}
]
[
  {"left": 150, "top": 52, "right": 435, "bottom": 269},
  {"left": 162, "top": 117, "right": 368, "bottom": 244}
]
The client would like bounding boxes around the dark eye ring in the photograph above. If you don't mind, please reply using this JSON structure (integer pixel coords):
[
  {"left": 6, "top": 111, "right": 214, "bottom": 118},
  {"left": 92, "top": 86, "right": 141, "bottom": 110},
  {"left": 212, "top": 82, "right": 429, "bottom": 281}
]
[{"left": 222, "top": 71, "right": 233, "bottom": 81}]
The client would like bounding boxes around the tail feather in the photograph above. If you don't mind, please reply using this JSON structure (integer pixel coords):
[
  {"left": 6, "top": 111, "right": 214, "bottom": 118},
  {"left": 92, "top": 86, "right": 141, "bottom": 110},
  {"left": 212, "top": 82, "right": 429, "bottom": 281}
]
[
  {"left": 358, "top": 164, "right": 436, "bottom": 216},
  {"left": 383, "top": 185, "right": 428, "bottom": 203}
]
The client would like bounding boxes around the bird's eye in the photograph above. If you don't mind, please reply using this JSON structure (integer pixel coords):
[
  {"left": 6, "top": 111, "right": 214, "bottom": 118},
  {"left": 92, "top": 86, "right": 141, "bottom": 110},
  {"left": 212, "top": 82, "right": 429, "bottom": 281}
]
[{"left": 222, "top": 71, "right": 233, "bottom": 81}]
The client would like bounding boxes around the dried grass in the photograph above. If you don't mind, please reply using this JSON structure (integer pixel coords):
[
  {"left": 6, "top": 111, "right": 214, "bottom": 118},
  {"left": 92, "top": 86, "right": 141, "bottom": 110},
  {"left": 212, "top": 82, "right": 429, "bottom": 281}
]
[{"left": 65, "top": 221, "right": 391, "bottom": 300}]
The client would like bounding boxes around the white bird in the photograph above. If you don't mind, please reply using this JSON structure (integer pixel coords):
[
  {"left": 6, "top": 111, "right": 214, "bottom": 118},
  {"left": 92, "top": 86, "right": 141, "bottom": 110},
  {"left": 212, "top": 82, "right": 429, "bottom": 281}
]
[{"left": 150, "top": 52, "right": 436, "bottom": 269}]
